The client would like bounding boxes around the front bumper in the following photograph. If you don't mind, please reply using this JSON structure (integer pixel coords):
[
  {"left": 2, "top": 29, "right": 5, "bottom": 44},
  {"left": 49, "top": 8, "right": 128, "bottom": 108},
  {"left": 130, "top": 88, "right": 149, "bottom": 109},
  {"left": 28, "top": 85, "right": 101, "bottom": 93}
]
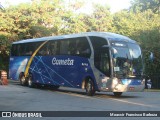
[
  {"left": 113, "top": 84, "right": 145, "bottom": 92},
  {"left": 100, "top": 84, "right": 145, "bottom": 92}
]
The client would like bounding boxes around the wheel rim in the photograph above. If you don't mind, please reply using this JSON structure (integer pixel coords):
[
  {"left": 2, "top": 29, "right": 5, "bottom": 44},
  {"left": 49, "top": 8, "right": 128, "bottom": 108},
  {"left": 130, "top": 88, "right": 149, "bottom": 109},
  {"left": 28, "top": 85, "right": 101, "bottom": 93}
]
[
  {"left": 21, "top": 77, "right": 25, "bottom": 83},
  {"left": 28, "top": 75, "right": 34, "bottom": 87},
  {"left": 86, "top": 79, "right": 95, "bottom": 96},
  {"left": 28, "top": 78, "right": 32, "bottom": 86},
  {"left": 20, "top": 76, "right": 26, "bottom": 85},
  {"left": 87, "top": 81, "right": 92, "bottom": 92}
]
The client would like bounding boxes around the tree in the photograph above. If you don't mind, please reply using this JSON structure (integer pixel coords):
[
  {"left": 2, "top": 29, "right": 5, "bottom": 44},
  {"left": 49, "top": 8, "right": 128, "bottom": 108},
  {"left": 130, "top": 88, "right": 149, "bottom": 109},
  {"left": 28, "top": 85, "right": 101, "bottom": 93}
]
[
  {"left": 83, "top": 4, "right": 113, "bottom": 32},
  {"left": 130, "top": 0, "right": 160, "bottom": 13}
]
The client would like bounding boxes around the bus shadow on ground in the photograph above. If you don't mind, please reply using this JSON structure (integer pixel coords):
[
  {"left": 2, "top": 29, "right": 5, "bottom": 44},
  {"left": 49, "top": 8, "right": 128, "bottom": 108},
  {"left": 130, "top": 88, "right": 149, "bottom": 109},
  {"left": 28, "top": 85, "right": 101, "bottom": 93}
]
[
  {"left": 95, "top": 93, "right": 140, "bottom": 99},
  {"left": 35, "top": 85, "right": 140, "bottom": 99},
  {"left": 14, "top": 83, "right": 140, "bottom": 99}
]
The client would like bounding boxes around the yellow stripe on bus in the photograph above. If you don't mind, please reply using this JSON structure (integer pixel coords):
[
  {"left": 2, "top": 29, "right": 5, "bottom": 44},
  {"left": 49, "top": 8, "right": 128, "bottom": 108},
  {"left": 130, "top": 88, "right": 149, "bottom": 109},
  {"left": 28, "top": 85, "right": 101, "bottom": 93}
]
[{"left": 24, "top": 40, "right": 48, "bottom": 77}]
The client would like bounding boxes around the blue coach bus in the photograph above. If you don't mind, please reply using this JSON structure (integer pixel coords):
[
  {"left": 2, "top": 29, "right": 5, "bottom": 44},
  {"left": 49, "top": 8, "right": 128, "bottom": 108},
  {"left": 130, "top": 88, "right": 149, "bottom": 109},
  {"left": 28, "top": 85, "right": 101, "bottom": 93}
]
[{"left": 9, "top": 32, "right": 145, "bottom": 96}]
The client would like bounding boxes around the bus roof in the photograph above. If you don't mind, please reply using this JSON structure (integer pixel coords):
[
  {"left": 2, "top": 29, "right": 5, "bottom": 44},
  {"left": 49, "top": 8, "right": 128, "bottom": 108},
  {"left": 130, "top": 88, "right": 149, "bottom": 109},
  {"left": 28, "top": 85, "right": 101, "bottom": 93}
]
[{"left": 12, "top": 32, "right": 136, "bottom": 44}]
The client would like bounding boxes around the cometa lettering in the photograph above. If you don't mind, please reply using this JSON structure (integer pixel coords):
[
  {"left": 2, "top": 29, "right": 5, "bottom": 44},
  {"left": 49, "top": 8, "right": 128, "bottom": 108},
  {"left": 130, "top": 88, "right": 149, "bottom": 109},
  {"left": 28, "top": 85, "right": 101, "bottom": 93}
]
[{"left": 52, "top": 57, "right": 74, "bottom": 65}]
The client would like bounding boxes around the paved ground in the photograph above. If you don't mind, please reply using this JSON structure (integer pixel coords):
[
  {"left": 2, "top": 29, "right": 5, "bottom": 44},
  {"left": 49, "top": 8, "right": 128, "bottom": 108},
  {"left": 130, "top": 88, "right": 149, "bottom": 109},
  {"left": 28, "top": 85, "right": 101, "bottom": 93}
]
[{"left": 0, "top": 81, "right": 160, "bottom": 120}]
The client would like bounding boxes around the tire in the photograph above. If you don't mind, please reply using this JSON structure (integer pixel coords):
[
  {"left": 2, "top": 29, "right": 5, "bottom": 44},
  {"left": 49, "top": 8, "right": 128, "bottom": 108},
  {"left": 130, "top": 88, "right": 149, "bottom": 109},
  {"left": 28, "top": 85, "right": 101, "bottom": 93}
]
[
  {"left": 113, "top": 92, "right": 122, "bottom": 97},
  {"left": 28, "top": 74, "right": 35, "bottom": 88},
  {"left": 85, "top": 79, "right": 95, "bottom": 96},
  {"left": 19, "top": 73, "right": 27, "bottom": 86}
]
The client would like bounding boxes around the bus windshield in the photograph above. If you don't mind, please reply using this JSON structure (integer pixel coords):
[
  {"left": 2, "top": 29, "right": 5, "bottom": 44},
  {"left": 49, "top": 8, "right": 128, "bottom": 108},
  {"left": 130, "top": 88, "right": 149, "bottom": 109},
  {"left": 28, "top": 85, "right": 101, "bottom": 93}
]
[{"left": 112, "top": 42, "right": 143, "bottom": 79}]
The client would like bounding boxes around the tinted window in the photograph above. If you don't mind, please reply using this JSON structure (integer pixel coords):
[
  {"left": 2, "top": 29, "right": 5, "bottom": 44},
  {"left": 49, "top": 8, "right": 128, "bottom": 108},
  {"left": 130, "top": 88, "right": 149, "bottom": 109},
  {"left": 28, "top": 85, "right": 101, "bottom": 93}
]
[
  {"left": 11, "top": 37, "right": 91, "bottom": 58},
  {"left": 99, "top": 48, "right": 110, "bottom": 76},
  {"left": 58, "top": 37, "right": 91, "bottom": 58},
  {"left": 90, "top": 36, "right": 108, "bottom": 50},
  {"left": 60, "top": 40, "right": 69, "bottom": 55},
  {"left": 48, "top": 41, "right": 59, "bottom": 55},
  {"left": 90, "top": 36, "right": 110, "bottom": 76},
  {"left": 11, "top": 44, "right": 18, "bottom": 56},
  {"left": 11, "top": 42, "right": 42, "bottom": 56},
  {"left": 37, "top": 42, "right": 50, "bottom": 56},
  {"left": 74, "top": 37, "right": 91, "bottom": 58}
]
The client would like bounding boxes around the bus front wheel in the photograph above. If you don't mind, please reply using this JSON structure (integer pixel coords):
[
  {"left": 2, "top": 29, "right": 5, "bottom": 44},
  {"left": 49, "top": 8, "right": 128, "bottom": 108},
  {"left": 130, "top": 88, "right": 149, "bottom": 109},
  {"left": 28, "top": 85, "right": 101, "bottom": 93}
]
[
  {"left": 85, "top": 79, "right": 95, "bottom": 96},
  {"left": 113, "top": 92, "right": 122, "bottom": 97},
  {"left": 19, "top": 73, "right": 27, "bottom": 86}
]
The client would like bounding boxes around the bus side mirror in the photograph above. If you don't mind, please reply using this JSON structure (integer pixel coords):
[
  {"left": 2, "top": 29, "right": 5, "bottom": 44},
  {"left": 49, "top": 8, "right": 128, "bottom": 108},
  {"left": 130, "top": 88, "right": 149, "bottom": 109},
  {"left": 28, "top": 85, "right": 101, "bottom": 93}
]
[{"left": 149, "top": 52, "right": 154, "bottom": 62}]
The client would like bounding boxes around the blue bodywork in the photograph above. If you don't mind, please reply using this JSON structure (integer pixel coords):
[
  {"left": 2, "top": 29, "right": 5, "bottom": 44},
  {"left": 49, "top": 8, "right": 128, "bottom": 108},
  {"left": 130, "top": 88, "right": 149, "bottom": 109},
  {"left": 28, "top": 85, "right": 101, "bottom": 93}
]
[
  {"left": 9, "top": 56, "right": 30, "bottom": 80},
  {"left": 9, "top": 55, "right": 98, "bottom": 90}
]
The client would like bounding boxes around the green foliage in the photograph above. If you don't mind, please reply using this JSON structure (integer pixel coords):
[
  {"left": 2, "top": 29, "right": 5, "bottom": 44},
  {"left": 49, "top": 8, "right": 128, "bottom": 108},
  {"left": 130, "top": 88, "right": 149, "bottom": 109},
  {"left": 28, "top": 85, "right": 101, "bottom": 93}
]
[
  {"left": 130, "top": 0, "right": 160, "bottom": 13},
  {"left": 87, "top": 4, "right": 113, "bottom": 32}
]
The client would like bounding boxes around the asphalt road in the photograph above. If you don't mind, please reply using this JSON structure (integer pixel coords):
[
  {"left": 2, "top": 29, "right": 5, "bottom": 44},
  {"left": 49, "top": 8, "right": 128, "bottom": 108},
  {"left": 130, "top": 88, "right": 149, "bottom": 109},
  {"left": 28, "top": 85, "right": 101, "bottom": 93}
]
[{"left": 0, "top": 81, "right": 160, "bottom": 120}]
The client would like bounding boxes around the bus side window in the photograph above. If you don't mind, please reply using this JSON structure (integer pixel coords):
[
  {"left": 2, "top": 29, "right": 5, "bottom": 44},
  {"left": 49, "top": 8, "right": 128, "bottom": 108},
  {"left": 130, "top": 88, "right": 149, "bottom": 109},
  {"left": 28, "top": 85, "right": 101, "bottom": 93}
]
[
  {"left": 48, "top": 41, "right": 60, "bottom": 55},
  {"left": 60, "top": 40, "right": 69, "bottom": 55},
  {"left": 68, "top": 39, "right": 76, "bottom": 55},
  {"left": 25, "top": 43, "right": 33, "bottom": 56},
  {"left": 99, "top": 50, "right": 110, "bottom": 76},
  {"left": 11, "top": 45, "right": 18, "bottom": 56},
  {"left": 48, "top": 42, "right": 55, "bottom": 55},
  {"left": 39, "top": 46, "right": 48, "bottom": 56},
  {"left": 17, "top": 44, "right": 23, "bottom": 56},
  {"left": 76, "top": 37, "right": 91, "bottom": 58},
  {"left": 36, "top": 42, "right": 48, "bottom": 56}
]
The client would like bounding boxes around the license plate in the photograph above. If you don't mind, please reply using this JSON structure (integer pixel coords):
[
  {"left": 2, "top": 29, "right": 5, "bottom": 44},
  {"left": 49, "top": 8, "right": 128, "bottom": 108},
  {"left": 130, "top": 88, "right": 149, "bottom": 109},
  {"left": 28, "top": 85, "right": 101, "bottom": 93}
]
[{"left": 129, "top": 87, "right": 135, "bottom": 90}]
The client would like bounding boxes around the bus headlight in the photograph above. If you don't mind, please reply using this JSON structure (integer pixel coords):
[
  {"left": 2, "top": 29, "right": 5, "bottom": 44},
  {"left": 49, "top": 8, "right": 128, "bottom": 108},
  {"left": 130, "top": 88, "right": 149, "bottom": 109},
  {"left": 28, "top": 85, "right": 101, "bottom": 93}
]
[
  {"left": 113, "top": 79, "right": 118, "bottom": 85},
  {"left": 121, "top": 79, "right": 132, "bottom": 85}
]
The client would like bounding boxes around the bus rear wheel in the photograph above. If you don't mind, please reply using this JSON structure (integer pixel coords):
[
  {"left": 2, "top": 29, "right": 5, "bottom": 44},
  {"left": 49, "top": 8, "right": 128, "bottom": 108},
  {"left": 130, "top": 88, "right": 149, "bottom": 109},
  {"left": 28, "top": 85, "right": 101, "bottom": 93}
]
[
  {"left": 85, "top": 79, "right": 95, "bottom": 96},
  {"left": 28, "top": 74, "right": 35, "bottom": 88},
  {"left": 113, "top": 92, "right": 122, "bottom": 97},
  {"left": 19, "top": 73, "right": 27, "bottom": 86}
]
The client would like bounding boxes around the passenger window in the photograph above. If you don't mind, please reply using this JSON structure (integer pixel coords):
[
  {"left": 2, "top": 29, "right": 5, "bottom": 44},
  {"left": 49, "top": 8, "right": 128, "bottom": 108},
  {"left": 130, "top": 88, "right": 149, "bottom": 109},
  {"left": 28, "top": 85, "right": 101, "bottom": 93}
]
[
  {"left": 76, "top": 37, "right": 91, "bottom": 58},
  {"left": 11, "top": 45, "right": 18, "bottom": 56},
  {"left": 25, "top": 43, "right": 34, "bottom": 56},
  {"left": 68, "top": 40, "right": 76, "bottom": 55},
  {"left": 37, "top": 42, "right": 50, "bottom": 56},
  {"left": 60, "top": 40, "right": 69, "bottom": 55},
  {"left": 48, "top": 41, "right": 58, "bottom": 55},
  {"left": 59, "top": 37, "right": 91, "bottom": 58},
  {"left": 76, "top": 38, "right": 91, "bottom": 58}
]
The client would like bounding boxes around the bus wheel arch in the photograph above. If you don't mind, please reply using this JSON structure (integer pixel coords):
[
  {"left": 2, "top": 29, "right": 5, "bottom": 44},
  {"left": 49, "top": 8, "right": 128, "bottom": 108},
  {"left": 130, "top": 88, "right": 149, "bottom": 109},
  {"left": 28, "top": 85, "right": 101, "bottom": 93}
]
[
  {"left": 82, "top": 76, "right": 95, "bottom": 96},
  {"left": 19, "top": 72, "right": 27, "bottom": 86}
]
